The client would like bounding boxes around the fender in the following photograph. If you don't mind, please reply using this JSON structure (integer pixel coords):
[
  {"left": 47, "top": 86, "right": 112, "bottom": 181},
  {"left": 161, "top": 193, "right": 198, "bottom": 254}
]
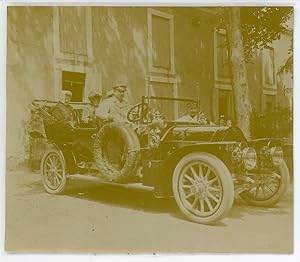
[
  {"left": 150, "top": 142, "right": 236, "bottom": 197},
  {"left": 162, "top": 141, "right": 238, "bottom": 164},
  {"left": 249, "top": 138, "right": 282, "bottom": 146}
]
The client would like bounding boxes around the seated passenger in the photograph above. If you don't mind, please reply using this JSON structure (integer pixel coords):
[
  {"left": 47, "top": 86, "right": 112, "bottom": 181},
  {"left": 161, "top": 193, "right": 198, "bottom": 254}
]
[
  {"left": 48, "top": 90, "right": 76, "bottom": 141},
  {"left": 175, "top": 102, "right": 203, "bottom": 123},
  {"left": 82, "top": 90, "right": 102, "bottom": 127},
  {"left": 51, "top": 90, "right": 76, "bottom": 126},
  {"left": 176, "top": 101, "right": 210, "bottom": 124}
]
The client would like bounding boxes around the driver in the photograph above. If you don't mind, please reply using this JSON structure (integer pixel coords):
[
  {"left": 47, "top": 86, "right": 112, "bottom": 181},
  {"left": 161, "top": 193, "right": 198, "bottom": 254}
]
[{"left": 96, "top": 82, "right": 130, "bottom": 123}]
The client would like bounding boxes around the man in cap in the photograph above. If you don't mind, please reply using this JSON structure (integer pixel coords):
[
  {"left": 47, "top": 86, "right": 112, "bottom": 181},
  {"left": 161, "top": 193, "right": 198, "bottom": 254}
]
[
  {"left": 176, "top": 101, "right": 199, "bottom": 123},
  {"left": 51, "top": 90, "right": 76, "bottom": 126},
  {"left": 82, "top": 90, "right": 102, "bottom": 126},
  {"left": 48, "top": 90, "right": 76, "bottom": 141},
  {"left": 176, "top": 101, "right": 209, "bottom": 124},
  {"left": 96, "top": 83, "right": 130, "bottom": 123}
]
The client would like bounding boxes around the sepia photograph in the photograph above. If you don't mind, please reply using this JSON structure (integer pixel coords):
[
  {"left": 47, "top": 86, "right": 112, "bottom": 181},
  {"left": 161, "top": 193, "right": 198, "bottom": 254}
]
[{"left": 5, "top": 4, "right": 294, "bottom": 254}]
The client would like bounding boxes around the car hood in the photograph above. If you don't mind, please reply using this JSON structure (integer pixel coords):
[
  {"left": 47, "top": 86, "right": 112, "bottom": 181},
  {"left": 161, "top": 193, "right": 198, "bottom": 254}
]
[{"left": 167, "top": 124, "right": 246, "bottom": 143}]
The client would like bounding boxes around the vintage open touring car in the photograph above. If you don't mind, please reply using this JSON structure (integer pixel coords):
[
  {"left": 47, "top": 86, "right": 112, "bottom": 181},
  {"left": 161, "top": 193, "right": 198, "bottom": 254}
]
[{"left": 29, "top": 96, "right": 289, "bottom": 224}]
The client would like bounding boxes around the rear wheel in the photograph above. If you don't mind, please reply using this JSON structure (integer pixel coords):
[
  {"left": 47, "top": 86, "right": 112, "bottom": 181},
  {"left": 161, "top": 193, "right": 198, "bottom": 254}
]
[
  {"left": 240, "top": 160, "right": 289, "bottom": 207},
  {"left": 172, "top": 152, "right": 234, "bottom": 224},
  {"left": 41, "top": 148, "right": 67, "bottom": 194}
]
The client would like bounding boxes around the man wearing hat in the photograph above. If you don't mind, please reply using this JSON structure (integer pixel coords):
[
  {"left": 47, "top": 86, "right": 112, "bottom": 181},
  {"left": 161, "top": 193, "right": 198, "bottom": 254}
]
[
  {"left": 176, "top": 101, "right": 208, "bottom": 124},
  {"left": 96, "top": 82, "right": 130, "bottom": 123},
  {"left": 82, "top": 90, "right": 102, "bottom": 126},
  {"left": 51, "top": 90, "right": 76, "bottom": 126},
  {"left": 48, "top": 90, "right": 76, "bottom": 141}
]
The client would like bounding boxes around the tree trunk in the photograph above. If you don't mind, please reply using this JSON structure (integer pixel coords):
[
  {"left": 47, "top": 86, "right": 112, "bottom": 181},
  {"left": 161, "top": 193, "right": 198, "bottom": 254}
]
[{"left": 225, "top": 7, "right": 252, "bottom": 139}]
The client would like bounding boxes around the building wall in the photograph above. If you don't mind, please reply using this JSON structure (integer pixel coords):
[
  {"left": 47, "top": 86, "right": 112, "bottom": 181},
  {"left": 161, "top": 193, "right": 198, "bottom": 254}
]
[
  {"left": 273, "top": 33, "right": 293, "bottom": 109},
  {"left": 173, "top": 8, "right": 214, "bottom": 116},
  {"left": 6, "top": 6, "right": 217, "bottom": 165},
  {"left": 6, "top": 6, "right": 292, "bottom": 166},
  {"left": 90, "top": 7, "right": 214, "bottom": 109},
  {"left": 246, "top": 51, "right": 264, "bottom": 113},
  {"left": 7, "top": 6, "right": 54, "bottom": 165},
  {"left": 91, "top": 7, "right": 148, "bottom": 104}
]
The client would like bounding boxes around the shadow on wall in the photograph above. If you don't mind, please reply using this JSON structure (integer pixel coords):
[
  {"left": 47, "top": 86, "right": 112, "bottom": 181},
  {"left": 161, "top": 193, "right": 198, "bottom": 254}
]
[{"left": 94, "top": 7, "right": 147, "bottom": 103}]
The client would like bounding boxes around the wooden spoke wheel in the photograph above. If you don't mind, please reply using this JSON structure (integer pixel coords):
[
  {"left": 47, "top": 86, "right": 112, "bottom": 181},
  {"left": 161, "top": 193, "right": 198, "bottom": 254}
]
[
  {"left": 41, "top": 148, "right": 67, "bottom": 194},
  {"left": 240, "top": 160, "right": 289, "bottom": 207},
  {"left": 173, "top": 152, "right": 234, "bottom": 224}
]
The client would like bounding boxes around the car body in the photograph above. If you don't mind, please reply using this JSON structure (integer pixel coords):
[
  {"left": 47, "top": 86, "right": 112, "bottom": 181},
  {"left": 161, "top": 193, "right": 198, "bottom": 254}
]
[{"left": 30, "top": 96, "right": 289, "bottom": 224}]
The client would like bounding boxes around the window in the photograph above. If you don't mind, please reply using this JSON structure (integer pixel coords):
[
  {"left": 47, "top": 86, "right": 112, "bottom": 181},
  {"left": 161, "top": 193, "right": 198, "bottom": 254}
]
[
  {"left": 152, "top": 15, "right": 171, "bottom": 69},
  {"left": 148, "top": 9, "right": 175, "bottom": 74},
  {"left": 62, "top": 71, "right": 86, "bottom": 102},
  {"left": 263, "top": 94, "right": 276, "bottom": 113},
  {"left": 218, "top": 90, "right": 233, "bottom": 121},
  {"left": 59, "top": 7, "right": 87, "bottom": 55},
  {"left": 149, "top": 81, "right": 175, "bottom": 119},
  {"left": 262, "top": 48, "right": 275, "bottom": 87},
  {"left": 214, "top": 29, "right": 230, "bottom": 82}
]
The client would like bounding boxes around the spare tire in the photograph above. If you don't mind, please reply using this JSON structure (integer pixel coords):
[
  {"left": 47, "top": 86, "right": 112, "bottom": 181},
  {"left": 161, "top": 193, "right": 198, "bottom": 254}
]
[{"left": 94, "top": 122, "right": 140, "bottom": 182}]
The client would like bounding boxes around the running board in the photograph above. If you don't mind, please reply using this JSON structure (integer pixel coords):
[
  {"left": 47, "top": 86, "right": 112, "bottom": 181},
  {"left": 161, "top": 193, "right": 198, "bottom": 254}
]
[{"left": 67, "top": 174, "right": 154, "bottom": 193}]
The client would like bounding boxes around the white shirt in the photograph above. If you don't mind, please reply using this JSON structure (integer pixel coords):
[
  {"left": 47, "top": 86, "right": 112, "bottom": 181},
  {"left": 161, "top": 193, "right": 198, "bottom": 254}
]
[{"left": 175, "top": 114, "right": 199, "bottom": 123}]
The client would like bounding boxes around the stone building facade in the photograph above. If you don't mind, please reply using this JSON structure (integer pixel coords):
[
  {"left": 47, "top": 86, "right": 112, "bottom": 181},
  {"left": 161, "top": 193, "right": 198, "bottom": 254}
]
[{"left": 6, "top": 6, "right": 293, "bottom": 167}]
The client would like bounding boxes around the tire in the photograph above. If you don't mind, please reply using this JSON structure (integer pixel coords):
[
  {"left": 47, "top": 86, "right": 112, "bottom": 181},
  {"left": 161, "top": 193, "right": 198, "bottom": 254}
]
[
  {"left": 172, "top": 152, "right": 234, "bottom": 224},
  {"left": 94, "top": 122, "right": 140, "bottom": 182},
  {"left": 240, "top": 160, "right": 289, "bottom": 207},
  {"left": 40, "top": 148, "right": 68, "bottom": 194}
]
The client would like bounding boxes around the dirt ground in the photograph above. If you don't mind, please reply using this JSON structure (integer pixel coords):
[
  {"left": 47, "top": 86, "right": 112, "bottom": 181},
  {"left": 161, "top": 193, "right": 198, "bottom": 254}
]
[{"left": 5, "top": 170, "right": 293, "bottom": 253}]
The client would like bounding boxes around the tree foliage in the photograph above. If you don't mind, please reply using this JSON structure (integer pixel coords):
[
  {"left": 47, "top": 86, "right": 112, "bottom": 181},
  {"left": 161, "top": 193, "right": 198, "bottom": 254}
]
[
  {"left": 240, "top": 7, "right": 293, "bottom": 60},
  {"left": 218, "top": 7, "right": 293, "bottom": 139},
  {"left": 216, "top": 7, "right": 293, "bottom": 61}
]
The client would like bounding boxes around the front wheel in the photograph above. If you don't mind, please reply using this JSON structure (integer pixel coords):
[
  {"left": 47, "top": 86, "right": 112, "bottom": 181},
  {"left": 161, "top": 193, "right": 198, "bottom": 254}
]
[
  {"left": 240, "top": 160, "right": 289, "bottom": 207},
  {"left": 172, "top": 152, "right": 234, "bottom": 224},
  {"left": 41, "top": 148, "right": 68, "bottom": 194}
]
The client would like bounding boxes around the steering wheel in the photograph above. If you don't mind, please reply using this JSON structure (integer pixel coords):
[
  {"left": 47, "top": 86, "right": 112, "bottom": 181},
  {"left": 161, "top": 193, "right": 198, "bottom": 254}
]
[{"left": 127, "top": 103, "right": 149, "bottom": 123}]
